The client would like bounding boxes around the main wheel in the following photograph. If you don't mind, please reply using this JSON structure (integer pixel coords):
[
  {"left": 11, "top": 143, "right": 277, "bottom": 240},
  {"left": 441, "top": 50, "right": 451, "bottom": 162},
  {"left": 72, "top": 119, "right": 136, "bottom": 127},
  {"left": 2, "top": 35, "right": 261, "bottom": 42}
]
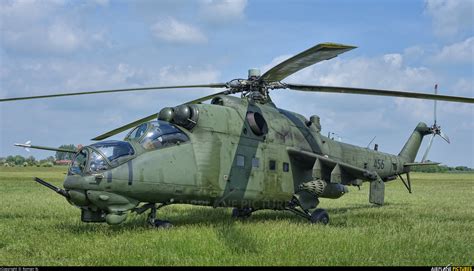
[
  {"left": 310, "top": 209, "right": 329, "bottom": 225},
  {"left": 154, "top": 219, "right": 173, "bottom": 229},
  {"left": 231, "top": 208, "right": 253, "bottom": 218}
]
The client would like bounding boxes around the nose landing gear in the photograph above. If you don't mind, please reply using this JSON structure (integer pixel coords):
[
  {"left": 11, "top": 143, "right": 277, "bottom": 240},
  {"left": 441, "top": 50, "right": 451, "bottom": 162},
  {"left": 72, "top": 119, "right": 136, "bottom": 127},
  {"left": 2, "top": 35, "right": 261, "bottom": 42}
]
[
  {"left": 147, "top": 204, "right": 173, "bottom": 228},
  {"left": 133, "top": 202, "right": 173, "bottom": 228}
]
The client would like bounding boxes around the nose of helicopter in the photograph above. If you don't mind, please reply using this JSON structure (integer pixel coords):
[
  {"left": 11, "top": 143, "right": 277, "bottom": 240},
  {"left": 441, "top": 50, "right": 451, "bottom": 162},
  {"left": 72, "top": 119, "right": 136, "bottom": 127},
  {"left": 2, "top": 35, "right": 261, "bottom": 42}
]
[
  {"left": 63, "top": 175, "right": 91, "bottom": 206},
  {"left": 63, "top": 175, "right": 82, "bottom": 190}
]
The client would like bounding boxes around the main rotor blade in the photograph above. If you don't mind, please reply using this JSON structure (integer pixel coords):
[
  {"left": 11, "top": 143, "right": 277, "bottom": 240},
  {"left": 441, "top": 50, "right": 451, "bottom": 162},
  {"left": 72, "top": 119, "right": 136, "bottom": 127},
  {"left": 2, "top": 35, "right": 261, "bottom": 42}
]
[
  {"left": 260, "top": 43, "right": 356, "bottom": 82},
  {"left": 422, "top": 134, "right": 436, "bottom": 162},
  {"left": 92, "top": 113, "right": 158, "bottom": 141},
  {"left": 91, "top": 90, "right": 227, "bottom": 141},
  {"left": 0, "top": 83, "right": 227, "bottom": 102},
  {"left": 285, "top": 84, "right": 474, "bottom": 103}
]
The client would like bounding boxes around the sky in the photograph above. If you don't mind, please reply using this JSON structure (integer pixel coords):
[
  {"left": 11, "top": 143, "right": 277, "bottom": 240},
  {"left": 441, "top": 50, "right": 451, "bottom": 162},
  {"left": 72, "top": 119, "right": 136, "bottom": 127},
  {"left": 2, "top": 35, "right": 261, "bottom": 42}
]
[{"left": 0, "top": 0, "right": 473, "bottom": 166}]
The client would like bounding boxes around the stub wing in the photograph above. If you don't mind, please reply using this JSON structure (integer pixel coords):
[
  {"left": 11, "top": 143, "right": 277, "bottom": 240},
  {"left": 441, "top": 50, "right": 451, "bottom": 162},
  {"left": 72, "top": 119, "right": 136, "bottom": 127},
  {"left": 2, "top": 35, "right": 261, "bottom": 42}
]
[{"left": 287, "top": 147, "right": 378, "bottom": 182}]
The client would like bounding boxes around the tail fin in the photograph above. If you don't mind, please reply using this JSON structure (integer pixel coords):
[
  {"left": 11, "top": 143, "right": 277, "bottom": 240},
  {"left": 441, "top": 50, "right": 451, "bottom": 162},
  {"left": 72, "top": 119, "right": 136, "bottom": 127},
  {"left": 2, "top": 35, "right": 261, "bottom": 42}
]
[{"left": 398, "top": 122, "right": 431, "bottom": 162}]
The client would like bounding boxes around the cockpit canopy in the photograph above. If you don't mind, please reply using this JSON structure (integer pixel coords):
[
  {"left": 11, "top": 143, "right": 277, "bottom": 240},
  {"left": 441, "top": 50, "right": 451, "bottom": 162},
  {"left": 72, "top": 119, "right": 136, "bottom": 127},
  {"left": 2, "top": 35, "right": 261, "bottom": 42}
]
[
  {"left": 68, "top": 121, "right": 188, "bottom": 176},
  {"left": 125, "top": 120, "right": 189, "bottom": 151},
  {"left": 68, "top": 140, "right": 135, "bottom": 175}
]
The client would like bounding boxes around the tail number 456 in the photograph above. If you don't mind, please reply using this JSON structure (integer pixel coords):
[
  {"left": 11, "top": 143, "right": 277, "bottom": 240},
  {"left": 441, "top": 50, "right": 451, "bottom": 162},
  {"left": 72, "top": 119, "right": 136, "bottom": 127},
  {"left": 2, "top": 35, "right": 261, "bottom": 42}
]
[{"left": 373, "top": 159, "right": 385, "bottom": 169}]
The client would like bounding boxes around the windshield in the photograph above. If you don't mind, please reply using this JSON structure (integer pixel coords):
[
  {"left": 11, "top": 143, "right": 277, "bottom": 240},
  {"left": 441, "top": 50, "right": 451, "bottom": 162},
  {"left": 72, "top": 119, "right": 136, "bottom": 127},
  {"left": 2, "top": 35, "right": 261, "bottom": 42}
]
[
  {"left": 88, "top": 150, "right": 109, "bottom": 173},
  {"left": 69, "top": 150, "right": 87, "bottom": 175},
  {"left": 140, "top": 120, "right": 189, "bottom": 150},
  {"left": 90, "top": 140, "right": 135, "bottom": 162},
  {"left": 126, "top": 123, "right": 149, "bottom": 141}
]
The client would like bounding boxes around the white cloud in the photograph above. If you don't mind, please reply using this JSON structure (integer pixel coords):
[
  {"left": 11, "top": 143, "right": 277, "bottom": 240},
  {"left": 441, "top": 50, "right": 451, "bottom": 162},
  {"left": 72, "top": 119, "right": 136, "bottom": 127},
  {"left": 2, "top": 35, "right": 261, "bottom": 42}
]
[
  {"left": 151, "top": 17, "right": 207, "bottom": 44},
  {"left": 424, "top": 0, "right": 474, "bottom": 38},
  {"left": 0, "top": 0, "right": 108, "bottom": 54},
  {"left": 404, "top": 46, "right": 425, "bottom": 58},
  {"left": 278, "top": 53, "right": 435, "bottom": 91},
  {"left": 262, "top": 51, "right": 440, "bottom": 135},
  {"left": 432, "top": 36, "right": 474, "bottom": 64},
  {"left": 452, "top": 78, "right": 474, "bottom": 95},
  {"left": 158, "top": 65, "right": 220, "bottom": 85},
  {"left": 199, "top": 0, "right": 247, "bottom": 23},
  {"left": 93, "top": 0, "right": 109, "bottom": 7},
  {"left": 47, "top": 23, "right": 83, "bottom": 52}
]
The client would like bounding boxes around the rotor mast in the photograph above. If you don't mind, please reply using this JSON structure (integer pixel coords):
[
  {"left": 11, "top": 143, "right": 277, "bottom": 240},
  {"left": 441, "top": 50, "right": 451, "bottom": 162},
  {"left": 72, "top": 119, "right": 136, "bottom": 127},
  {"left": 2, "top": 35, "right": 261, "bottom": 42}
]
[{"left": 225, "top": 68, "right": 286, "bottom": 104}]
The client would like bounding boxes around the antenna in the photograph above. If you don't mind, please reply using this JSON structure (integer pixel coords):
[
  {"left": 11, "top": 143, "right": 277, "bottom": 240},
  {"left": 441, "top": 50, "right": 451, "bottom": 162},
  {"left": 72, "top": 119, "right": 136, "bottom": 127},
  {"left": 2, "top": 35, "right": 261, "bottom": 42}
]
[{"left": 366, "top": 136, "right": 376, "bottom": 149}]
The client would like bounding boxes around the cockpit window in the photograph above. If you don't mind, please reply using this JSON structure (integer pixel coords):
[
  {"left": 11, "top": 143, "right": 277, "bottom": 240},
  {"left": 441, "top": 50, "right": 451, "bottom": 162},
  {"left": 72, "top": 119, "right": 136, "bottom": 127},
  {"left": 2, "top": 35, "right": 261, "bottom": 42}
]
[
  {"left": 69, "top": 150, "right": 87, "bottom": 175},
  {"left": 127, "top": 123, "right": 148, "bottom": 141},
  {"left": 140, "top": 120, "right": 189, "bottom": 150},
  {"left": 90, "top": 141, "right": 135, "bottom": 163}
]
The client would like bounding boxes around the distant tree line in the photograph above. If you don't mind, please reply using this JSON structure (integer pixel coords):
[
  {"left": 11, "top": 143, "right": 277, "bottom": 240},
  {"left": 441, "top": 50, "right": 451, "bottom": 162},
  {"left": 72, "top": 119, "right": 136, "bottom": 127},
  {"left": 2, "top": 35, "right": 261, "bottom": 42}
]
[
  {"left": 55, "top": 144, "right": 77, "bottom": 160},
  {"left": 2, "top": 155, "right": 55, "bottom": 167},
  {"left": 409, "top": 164, "right": 474, "bottom": 173},
  {"left": 1, "top": 144, "right": 77, "bottom": 167}
]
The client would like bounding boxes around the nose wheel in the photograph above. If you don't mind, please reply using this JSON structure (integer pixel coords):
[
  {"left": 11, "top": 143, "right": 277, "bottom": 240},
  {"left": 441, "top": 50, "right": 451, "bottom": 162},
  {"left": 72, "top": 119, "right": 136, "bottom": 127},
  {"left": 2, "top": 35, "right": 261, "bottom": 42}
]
[{"left": 140, "top": 203, "right": 173, "bottom": 229}]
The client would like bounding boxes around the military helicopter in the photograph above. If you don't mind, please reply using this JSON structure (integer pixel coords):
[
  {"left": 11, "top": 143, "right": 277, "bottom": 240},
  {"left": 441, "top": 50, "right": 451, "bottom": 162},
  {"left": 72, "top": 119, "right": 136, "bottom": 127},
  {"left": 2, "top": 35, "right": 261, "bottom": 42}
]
[{"left": 2, "top": 43, "right": 473, "bottom": 227}]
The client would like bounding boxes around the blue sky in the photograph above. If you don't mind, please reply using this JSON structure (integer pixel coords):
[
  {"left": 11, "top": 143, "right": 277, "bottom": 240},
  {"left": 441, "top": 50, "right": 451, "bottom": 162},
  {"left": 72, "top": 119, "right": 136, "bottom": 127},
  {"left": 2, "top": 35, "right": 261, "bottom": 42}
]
[{"left": 0, "top": 0, "right": 473, "bottom": 166}]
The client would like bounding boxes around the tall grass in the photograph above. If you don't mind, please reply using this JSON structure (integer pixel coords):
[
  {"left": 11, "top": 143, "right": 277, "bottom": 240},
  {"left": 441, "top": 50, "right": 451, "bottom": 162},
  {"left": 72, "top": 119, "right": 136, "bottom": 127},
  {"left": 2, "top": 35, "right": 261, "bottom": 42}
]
[{"left": 0, "top": 166, "right": 472, "bottom": 265}]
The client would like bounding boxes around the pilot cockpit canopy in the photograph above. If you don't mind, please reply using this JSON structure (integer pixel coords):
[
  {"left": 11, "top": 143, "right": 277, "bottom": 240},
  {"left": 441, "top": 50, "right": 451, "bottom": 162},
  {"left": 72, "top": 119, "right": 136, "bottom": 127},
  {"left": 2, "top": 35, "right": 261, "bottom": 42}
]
[{"left": 126, "top": 120, "right": 189, "bottom": 151}]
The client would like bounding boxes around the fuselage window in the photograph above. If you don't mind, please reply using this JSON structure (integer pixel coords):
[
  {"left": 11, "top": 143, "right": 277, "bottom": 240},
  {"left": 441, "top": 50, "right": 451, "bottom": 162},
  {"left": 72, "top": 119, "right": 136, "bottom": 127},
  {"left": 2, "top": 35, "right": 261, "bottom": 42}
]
[
  {"left": 252, "top": 157, "right": 260, "bottom": 168},
  {"left": 269, "top": 160, "right": 276, "bottom": 171},
  {"left": 283, "top": 162, "right": 289, "bottom": 172},
  {"left": 236, "top": 155, "right": 245, "bottom": 167}
]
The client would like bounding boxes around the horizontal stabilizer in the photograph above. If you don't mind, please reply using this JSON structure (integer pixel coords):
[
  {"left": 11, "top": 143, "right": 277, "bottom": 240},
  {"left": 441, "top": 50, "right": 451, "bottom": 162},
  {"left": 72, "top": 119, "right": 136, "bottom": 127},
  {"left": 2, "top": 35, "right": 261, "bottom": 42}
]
[{"left": 404, "top": 162, "right": 440, "bottom": 167}]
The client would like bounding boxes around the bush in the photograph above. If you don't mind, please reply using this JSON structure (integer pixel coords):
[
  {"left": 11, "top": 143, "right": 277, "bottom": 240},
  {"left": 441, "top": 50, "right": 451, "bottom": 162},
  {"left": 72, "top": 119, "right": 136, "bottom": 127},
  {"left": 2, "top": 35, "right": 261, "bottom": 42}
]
[{"left": 41, "top": 162, "right": 54, "bottom": 167}]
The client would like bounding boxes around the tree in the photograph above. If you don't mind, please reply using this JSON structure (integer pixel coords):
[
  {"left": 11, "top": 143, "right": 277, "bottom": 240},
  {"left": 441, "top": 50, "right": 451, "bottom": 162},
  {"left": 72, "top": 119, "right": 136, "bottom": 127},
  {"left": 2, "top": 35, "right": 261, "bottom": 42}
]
[
  {"left": 55, "top": 144, "right": 77, "bottom": 160},
  {"left": 6, "top": 156, "right": 15, "bottom": 164},
  {"left": 25, "top": 155, "right": 36, "bottom": 165},
  {"left": 14, "top": 155, "right": 25, "bottom": 166}
]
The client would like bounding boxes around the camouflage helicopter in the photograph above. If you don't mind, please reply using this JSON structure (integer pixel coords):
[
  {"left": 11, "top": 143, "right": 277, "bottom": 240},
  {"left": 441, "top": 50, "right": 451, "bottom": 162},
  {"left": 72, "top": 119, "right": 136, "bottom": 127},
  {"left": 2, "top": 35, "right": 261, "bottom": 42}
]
[{"left": 2, "top": 43, "right": 473, "bottom": 228}]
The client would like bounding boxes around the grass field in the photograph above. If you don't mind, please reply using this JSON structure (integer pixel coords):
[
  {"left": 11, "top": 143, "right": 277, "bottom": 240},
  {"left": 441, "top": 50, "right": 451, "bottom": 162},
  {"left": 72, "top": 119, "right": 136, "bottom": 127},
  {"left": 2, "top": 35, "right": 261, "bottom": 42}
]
[{"left": 0, "top": 166, "right": 472, "bottom": 266}]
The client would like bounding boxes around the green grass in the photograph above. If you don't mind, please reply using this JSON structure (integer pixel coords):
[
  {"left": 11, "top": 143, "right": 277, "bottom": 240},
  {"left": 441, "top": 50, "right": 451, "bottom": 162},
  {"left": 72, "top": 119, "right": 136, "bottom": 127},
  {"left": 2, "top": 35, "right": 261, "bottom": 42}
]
[{"left": 0, "top": 166, "right": 472, "bottom": 266}]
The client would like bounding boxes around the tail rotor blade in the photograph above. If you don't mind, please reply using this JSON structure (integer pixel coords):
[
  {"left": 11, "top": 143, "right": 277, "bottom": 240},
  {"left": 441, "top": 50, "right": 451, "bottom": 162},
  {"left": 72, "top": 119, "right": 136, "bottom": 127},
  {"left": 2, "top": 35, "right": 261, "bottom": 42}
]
[
  {"left": 422, "top": 134, "right": 436, "bottom": 162},
  {"left": 439, "top": 130, "right": 450, "bottom": 144},
  {"left": 434, "top": 84, "right": 438, "bottom": 125}
]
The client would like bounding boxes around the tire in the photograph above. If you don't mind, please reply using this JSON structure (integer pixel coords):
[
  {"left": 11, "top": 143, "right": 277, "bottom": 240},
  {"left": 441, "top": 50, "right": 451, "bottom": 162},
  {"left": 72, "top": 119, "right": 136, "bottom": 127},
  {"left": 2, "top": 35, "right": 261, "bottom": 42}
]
[
  {"left": 310, "top": 209, "right": 329, "bottom": 225},
  {"left": 231, "top": 208, "right": 240, "bottom": 218},
  {"left": 154, "top": 219, "right": 173, "bottom": 228},
  {"left": 231, "top": 208, "right": 252, "bottom": 218}
]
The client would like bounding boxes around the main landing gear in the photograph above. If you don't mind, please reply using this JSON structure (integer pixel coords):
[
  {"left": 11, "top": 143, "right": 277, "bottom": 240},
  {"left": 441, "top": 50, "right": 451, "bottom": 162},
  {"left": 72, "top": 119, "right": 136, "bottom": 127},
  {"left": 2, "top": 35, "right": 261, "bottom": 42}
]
[
  {"left": 310, "top": 209, "right": 329, "bottom": 224},
  {"left": 286, "top": 197, "right": 330, "bottom": 225},
  {"left": 231, "top": 207, "right": 254, "bottom": 218}
]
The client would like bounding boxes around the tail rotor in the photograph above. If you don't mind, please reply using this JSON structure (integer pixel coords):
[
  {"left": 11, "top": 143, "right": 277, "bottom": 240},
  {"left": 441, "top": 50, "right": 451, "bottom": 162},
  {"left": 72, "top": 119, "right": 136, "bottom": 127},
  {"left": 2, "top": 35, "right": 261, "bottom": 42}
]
[{"left": 421, "top": 84, "right": 450, "bottom": 162}]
